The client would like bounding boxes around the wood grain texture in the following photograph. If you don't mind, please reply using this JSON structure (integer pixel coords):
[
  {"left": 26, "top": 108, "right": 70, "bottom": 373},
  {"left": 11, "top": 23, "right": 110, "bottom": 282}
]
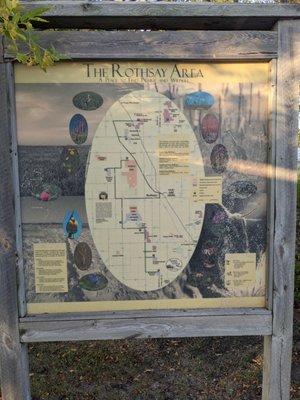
[
  {"left": 9, "top": 64, "right": 27, "bottom": 318},
  {"left": 0, "top": 36, "right": 4, "bottom": 62},
  {"left": 20, "top": 310, "right": 272, "bottom": 342},
  {"left": 4, "top": 30, "right": 278, "bottom": 60},
  {"left": 19, "top": 307, "right": 271, "bottom": 322},
  {"left": 19, "top": 2, "right": 300, "bottom": 30},
  {"left": 262, "top": 20, "right": 300, "bottom": 400},
  {"left": 0, "top": 61, "right": 31, "bottom": 399},
  {"left": 266, "top": 59, "right": 277, "bottom": 311}
]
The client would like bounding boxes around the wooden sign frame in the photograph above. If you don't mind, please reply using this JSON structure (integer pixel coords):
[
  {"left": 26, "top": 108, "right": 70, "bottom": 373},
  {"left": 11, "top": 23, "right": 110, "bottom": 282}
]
[{"left": 0, "top": 3, "right": 299, "bottom": 400}]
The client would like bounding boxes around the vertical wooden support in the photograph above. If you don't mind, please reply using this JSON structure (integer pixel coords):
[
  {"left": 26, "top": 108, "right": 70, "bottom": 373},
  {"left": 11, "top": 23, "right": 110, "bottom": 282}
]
[
  {"left": 266, "top": 58, "right": 277, "bottom": 311},
  {"left": 8, "top": 60, "right": 27, "bottom": 318},
  {"left": 0, "top": 59, "right": 31, "bottom": 399},
  {"left": 262, "top": 20, "right": 300, "bottom": 400}
]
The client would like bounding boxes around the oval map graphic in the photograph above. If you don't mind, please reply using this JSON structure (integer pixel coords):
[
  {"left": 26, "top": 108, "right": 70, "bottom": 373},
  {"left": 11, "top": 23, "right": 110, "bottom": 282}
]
[{"left": 85, "top": 90, "right": 205, "bottom": 291}]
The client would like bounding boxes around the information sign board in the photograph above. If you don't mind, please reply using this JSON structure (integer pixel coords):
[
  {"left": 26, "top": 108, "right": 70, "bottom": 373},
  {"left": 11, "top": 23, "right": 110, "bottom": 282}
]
[{"left": 15, "top": 61, "right": 269, "bottom": 313}]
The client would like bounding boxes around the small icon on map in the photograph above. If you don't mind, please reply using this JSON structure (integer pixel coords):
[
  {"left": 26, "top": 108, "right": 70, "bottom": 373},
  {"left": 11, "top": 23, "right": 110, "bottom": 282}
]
[
  {"left": 166, "top": 258, "right": 182, "bottom": 271},
  {"left": 99, "top": 191, "right": 108, "bottom": 200},
  {"left": 63, "top": 209, "right": 82, "bottom": 240}
]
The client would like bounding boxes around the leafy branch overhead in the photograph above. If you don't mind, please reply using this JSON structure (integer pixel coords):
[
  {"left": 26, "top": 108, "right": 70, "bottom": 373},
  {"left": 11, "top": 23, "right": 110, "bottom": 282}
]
[{"left": 0, "top": 0, "right": 64, "bottom": 70}]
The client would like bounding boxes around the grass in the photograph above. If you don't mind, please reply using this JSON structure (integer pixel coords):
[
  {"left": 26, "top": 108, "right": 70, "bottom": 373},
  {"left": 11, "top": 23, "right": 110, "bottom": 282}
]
[{"left": 28, "top": 337, "right": 264, "bottom": 400}]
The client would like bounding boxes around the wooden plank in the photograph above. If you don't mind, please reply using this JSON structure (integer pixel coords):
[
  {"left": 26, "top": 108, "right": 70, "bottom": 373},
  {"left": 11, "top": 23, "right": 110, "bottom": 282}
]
[
  {"left": 262, "top": 20, "right": 300, "bottom": 400},
  {"left": 8, "top": 64, "right": 27, "bottom": 318},
  {"left": 20, "top": 307, "right": 271, "bottom": 322},
  {"left": 4, "top": 30, "right": 278, "bottom": 60},
  {"left": 0, "top": 36, "right": 4, "bottom": 63},
  {"left": 0, "top": 61, "right": 31, "bottom": 399},
  {"left": 266, "top": 59, "right": 277, "bottom": 311},
  {"left": 20, "top": 2, "right": 300, "bottom": 30},
  {"left": 20, "top": 311, "right": 272, "bottom": 342},
  {"left": 20, "top": 2, "right": 300, "bottom": 18}
]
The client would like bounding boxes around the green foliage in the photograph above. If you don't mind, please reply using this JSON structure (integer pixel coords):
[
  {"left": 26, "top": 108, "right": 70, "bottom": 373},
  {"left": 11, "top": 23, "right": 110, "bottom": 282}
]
[{"left": 0, "top": 0, "right": 65, "bottom": 70}]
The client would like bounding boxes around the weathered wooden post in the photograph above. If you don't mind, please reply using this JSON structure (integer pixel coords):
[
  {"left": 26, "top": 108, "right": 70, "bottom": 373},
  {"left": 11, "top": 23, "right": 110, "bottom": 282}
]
[
  {"left": 262, "top": 19, "right": 300, "bottom": 400},
  {"left": 0, "top": 3, "right": 299, "bottom": 399}
]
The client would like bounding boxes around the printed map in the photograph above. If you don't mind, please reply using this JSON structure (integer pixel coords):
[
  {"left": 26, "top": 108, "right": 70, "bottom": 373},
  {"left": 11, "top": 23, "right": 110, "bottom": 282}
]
[{"left": 85, "top": 90, "right": 206, "bottom": 291}]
